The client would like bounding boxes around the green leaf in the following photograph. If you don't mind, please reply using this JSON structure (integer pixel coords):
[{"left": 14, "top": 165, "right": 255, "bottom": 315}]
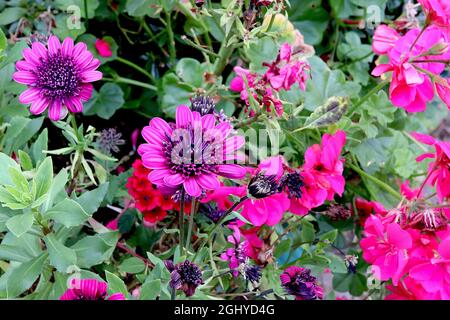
[
  {"left": 245, "top": 37, "right": 279, "bottom": 73},
  {"left": 288, "top": 0, "right": 330, "bottom": 45},
  {"left": 0, "top": 7, "right": 27, "bottom": 26},
  {"left": 42, "top": 169, "right": 68, "bottom": 212},
  {"left": 0, "top": 28, "right": 6, "bottom": 54},
  {"left": 17, "top": 151, "right": 33, "bottom": 171},
  {"left": 3, "top": 117, "right": 44, "bottom": 154},
  {"left": 302, "top": 56, "right": 361, "bottom": 111},
  {"left": 176, "top": 58, "right": 209, "bottom": 88},
  {"left": 44, "top": 199, "right": 90, "bottom": 227},
  {"left": 6, "top": 253, "right": 48, "bottom": 298},
  {"left": 33, "top": 157, "right": 53, "bottom": 201},
  {"left": 140, "top": 279, "right": 161, "bottom": 300},
  {"left": 126, "top": 0, "right": 161, "bottom": 18},
  {"left": 301, "top": 220, "right": 315, "bottom": 243},
  {"left": 0, "top": 153, "right": 20, "bottom": 186},
  {"left": 44, "top": 234, "right": 77, "bottom": 273},
  {"left": 105, "top": 270, "right": 128, "bottom": 296},
  {"left": 83, "top": 83, "right": 125, "bottom": 119},
  {"left": 75, "top": 183, "right": 109, "bottom": 215},
  {"left": 54, "top": 0, "right": 99, "bottom": 19},
  {"left": 160, "top": 73, "right": 193, "bottom": 118},
  {"left": 118, "top": 209, "right": 137, "bottom": 234},
  {"left": 119, "top": 257, "right": 146, "bottom": 274},
  {"left": 71, "top": 232, "right": 119, "bottom": 268},
  {"left": 30, "top": 129, "right": 48, "bottom": 166},
  {"left": 6, "top": 211, "right": 34, "bottom": 237},
  {"left": 52, "top": 13, "right": 86, "bottom": 39}
]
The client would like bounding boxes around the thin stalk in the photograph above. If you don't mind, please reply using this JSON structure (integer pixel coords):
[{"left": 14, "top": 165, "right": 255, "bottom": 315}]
[
  {"left": 83, "top": 0, "right": 88, "bottom": 29},
  {"left": 193, "top": 196, "right": 249, "bottom": 261},
  {"left": 179, "top": 189, "right": 186, "bottom": 256},
  {"left": 116, "top": 57, "right": 155, "bottom": 83},
  {"left": 348, "top": 163, "right": 402, "bottom": 200},
  {"left": 103, "top": 77, "right": 157, "bottom": 91},
  {"left": 165, "top": 10, "right": 177, "bottom": 66},
  {"left": 409, "top": 23, "right": 429, "bottom": 51},
  {"left": 349, "top": 80, "right": 389, "bottom": 116},
  {"left": 185, "top": 198, "right": 196, "bottom": 251}
]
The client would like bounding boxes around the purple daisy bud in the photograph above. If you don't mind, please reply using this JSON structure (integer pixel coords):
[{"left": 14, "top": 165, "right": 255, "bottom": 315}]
[
  {"left": 200, "top": 204, "right": 228, "bottom": 223},
  {"left": 97, "top": 128, "right": 125, "bottom": 154},
  {"left": 280, "top": 266, "right": 323, "bottom": 300},
  {"left": 13, "top": 35, "right": 102, "bottom": 121},
  {"left": 167, "top": 260, "right": 203, "bottom": 297}
]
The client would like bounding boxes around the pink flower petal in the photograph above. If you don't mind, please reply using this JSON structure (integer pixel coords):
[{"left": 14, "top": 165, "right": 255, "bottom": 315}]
[
  {"left": 19, "top": 88, "right": 41, "bottom": 104},
  {"left": 184, "top": 178, "right": 202, "bottom": 197},
  {"left": 47, "top": 35, "right": 61, "bottom": 55},
  {"left": 176, "top": 105, "right": 193, "bottom": 128}
]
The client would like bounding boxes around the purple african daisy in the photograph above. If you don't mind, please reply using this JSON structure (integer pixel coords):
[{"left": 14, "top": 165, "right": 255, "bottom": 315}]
[
  {"left": 165, "top": 260, "right": 203, "bottom": 297},
  {"left": 59, "top": 278, "right": 125, "bottom": 300},
  {"left": 280, "top": 266, "right": 323, "bottom": 300},
  {"left": 13, "top": 35, "right": 102, "bottom": 121},
  {"left": 138, "top": 105, "right": 246, "bottom": 198}
]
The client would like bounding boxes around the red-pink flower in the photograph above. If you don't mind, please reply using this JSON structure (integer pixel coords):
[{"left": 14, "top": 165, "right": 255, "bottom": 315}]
[
  {"left": 13, "top": 36, "right": 102, "bottom": 121},
  {"left": 138, "top": 105, "right": 246, "bottom": 198},
  {"left": 372, "top": 25, "right": 401, "bottom": 55},
  {"left": 289, "top": 130, "right": 346, "bottom": 215},
  {"left": 372, "top": 26, "right": 450, "bottom": 112},
  {"left": 95, "top": 38, "right": 113, "bottom": 57},
  {"left": 418, "top": 0, "right": 450, "bottom": 28},
  {"left": 240, "top": 156, "right": 290, "bottom": 226},
  {"left": 411, "top": 132, "right": 450, "bottom": 201},
  {"left": 360, "top": 215, "right": 412, "bottom": 285},
  {"left": 409, "top": 235, "right": 450, "bottom": 299},
  {"left": 60, "top": 278, "right": 125, "bottom": 300}
]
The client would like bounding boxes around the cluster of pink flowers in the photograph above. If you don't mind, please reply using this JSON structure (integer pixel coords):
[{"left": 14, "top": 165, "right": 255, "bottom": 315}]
[
  {"left": 230, "top": 43, "right": 309, "bottom": 116},
  {"left": 360, "top": 132, "right": 450, "bottom": 300},
  {"left": 372, "top": 23, "right": 450, "bottom": 112}
]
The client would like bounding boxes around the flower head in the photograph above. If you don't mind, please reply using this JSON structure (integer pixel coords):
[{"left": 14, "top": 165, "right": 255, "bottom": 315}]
[
  {"left": 372, "top": 26, "right": 450, "bottom": 112},
  {"left": 97, "top": 128, "right": 125, "bottom": 154},
  {"left": 13, "top": 36, "right": 102, "bottom": 121},
  {"left": 411, "top": 132, "right": 450, "bottom": 201},
  {"left": 190, "top": 95, "right": 216, "bottom": 116},
  {"left": 60, "top": 278, "right": 125, "bottom": 300},
  {"left": 360, "top": 215, "right": 412, "bottom": 285},
  {"left": 138, "top": 105, "right": 246, "bottom": 198},
  {"left": 280, "top": 266, "right": 323, "bottom": 300},
  {"left": 165, "top": 260, "right": 203, "bottom": 297}
]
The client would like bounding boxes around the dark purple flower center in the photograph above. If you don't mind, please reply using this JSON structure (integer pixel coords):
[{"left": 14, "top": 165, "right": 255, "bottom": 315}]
[
  {"left": 162, "top": 126, "right": 221, "bottom": 177},
  {"left": 35, "top": 53, "right": 81, "bottom": 101},
  {"left": 248, "top": 173, "right": 279, "bottom": 198},
  {"left": 176, "top": 261, "right": 203, "bottom": 286},
  {"left": 200, "top": 204, "right": 226, "bottom": 223},
  {"left": 284, "top": 269, "right": 320, "bottom": 300},
  {"left": 280, "top": 172, "right": 304, "bottom": 199}
]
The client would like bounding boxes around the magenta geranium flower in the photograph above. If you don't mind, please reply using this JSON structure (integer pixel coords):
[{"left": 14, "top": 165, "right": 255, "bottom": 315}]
[
  {"left": 59, "top": 278, "right": 125, "bottom": 300},
  {"left": 372, "top": 26, "right": 450, "bottom": 112},
  {"left": 409, "top": 235, "right": 450, "bottom": 299},
  {"left": 360, "top": 215, "right": 412, "bottom": 286},
  {"left": 418, "top": 0, "right": 450, "bottom": 28},
  {"left": 13, "top": 36, "right": 102, "bottom": 121},
  {"left": 289, "top": 130, "right": 346, "bottom": 216},
  {"left": 138, "top": 105, "right": 246, "bottom": 198},
  {"left": 410, "top": 132, "right": 450, "bottom": 201},
  {"left": 240, "top": 156, "right": 290, "bottom": 226},
  {"left": 372, "top": 25, "right": 400, "bottom": 55}
]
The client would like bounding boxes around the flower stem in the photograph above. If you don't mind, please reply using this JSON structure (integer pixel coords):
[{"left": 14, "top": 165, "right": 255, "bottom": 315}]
[
  {"left": 179, "top": 189, "right": 186, "bottom": 256},
  {"left": 213, "top": 33, "right": 234, "bottom": 76},
  {"left": 165, "top": 10, "right": 177, "bottom": 66},
  {"left": 103, "top": 77, "right": 157, "bottom": 91},
  {"left": 349, "top": 80, "right": 389, "bottom": 116},
  {"left": 116, "top": 57, "right": 155, "bottom": 83},
  {"left": 409, "top": 23, "right": 429, "bottom": 52},
  {"left": 83, "top": 0, "right": 88, "bottom": 28},
  {"left": 193, "top": 196, "right": 248, "bottom": 261},
  {"left": 348, "top": 163, "right": 402, "bottom": 200},
  {"left": 185, "top": 198, "right": 196, "bottom": 251}
]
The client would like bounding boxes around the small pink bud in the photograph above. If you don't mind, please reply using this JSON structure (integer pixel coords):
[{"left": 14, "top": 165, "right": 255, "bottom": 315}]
[
  {"left": 131, "top": 129, "right": 140, "bottom": 150},
  {"left": 95, "top": 39, "right": 113, "bottom": 58}
]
